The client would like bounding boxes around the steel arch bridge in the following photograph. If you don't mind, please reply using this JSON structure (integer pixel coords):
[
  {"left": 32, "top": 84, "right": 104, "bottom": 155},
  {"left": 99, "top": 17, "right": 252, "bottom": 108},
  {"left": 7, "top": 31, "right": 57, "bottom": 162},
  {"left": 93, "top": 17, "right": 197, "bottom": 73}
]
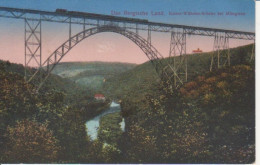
[
  {"left": 0, "top": 7, "right": 255, "bottom": 90},
  {"left": 28, "top": 25, "right": 174, "bottom": 89}
]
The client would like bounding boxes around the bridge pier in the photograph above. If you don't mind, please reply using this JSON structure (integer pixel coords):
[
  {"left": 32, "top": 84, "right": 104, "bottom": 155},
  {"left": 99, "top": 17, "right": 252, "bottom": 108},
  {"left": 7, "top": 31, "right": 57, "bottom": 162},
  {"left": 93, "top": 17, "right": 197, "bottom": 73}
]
[
  {"left": 136, "top": 24, "right": 139, "bottom": 35},
  {"left": 69, "top": 17, "right": 72, "bottom": 48},
  {"left": 83, "top": 18, "right": 86, "bottom": 32},
  {"left": 7, "top": 7, "right": 251, "bottom": 90},
  {"left": 210, "top": 32, "right": 230, "bottom": 71},
  {"left": 147, "top": 25, "right": 151, "bottom": 47},
  {"left": 165, "top": 29, "right": 187, "bottom": 88},
  {"left": 24, "top": 18, "right": 42, "bottom": 80},
  {"left": 250, "top": 40, "right": 255, "bottom": 62}
]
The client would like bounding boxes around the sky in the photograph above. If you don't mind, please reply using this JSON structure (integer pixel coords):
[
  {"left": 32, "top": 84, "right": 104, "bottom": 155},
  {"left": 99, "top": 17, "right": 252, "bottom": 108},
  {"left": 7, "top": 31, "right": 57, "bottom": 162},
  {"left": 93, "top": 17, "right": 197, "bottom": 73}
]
[{"left": 0, "top": 0, "right": 255, "bottom": 66}]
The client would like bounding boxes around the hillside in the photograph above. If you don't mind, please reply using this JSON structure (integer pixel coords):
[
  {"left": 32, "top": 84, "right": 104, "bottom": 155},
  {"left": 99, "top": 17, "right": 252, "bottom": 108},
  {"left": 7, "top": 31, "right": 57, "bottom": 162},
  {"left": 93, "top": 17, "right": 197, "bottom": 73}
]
[
  {"left": 0, "top": 60, "right": 80, "bottom": 91},
  {"left": 0, "top": 60, "right": 96, "bottom": 105},
  {"left": 112, "top": 44, "right": 255, "bottom": 163},
  {"left": 49, "top": 61, "right": 137, "bottom": 91},
  {"left": 118, "top": 64, "right": 255, "bottom": 163},
  {"left": 0, "top": 60, "right": 112, "bottom": 163},
  {"left": 103, "top": 44, "right": 254, "bottom": 100},
  {"left": 0, "top": 43, "right": 255, "bottom": 163}
]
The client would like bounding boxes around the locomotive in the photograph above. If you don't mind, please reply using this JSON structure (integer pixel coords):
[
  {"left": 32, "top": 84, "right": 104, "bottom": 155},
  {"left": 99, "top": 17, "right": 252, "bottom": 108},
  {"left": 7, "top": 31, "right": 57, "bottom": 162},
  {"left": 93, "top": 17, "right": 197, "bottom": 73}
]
[{"left": 55, "top": 9, "right": 148, "bottom": 23}]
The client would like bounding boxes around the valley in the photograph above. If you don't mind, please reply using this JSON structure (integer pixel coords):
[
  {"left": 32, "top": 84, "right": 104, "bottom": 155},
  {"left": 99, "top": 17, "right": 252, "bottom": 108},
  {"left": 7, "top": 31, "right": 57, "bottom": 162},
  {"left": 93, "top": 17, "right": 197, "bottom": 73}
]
[{"left": 0, "top": 43, "right": 255, "bottom": 163}]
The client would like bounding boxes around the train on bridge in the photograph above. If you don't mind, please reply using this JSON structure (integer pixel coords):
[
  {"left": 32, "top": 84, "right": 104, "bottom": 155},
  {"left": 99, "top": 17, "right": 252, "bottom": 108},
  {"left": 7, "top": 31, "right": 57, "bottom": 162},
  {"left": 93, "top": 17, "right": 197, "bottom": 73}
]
[{"left": 55, "top": 9, "right": 149, "bottom": 23}]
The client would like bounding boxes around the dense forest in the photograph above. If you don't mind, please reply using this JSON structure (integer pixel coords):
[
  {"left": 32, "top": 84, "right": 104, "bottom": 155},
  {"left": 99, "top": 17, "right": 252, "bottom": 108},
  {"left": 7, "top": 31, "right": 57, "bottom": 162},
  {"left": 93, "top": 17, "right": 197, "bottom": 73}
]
[
  {"left": 120, "top": 64, "right": 254, "bottom": 163},
  {"left": 0, "top": 61, "right": 113, "bottom": 163},
  {"left": 0, "top": 44, "right": 255, "bottom": 163}
]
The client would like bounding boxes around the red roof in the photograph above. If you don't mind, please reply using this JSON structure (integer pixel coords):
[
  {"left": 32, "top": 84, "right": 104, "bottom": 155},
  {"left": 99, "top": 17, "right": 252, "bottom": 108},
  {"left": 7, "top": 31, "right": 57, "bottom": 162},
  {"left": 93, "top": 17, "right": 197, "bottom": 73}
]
[
  {"left": 192, "top": 48, "right": 203, "bottom": 53},
  {"left": 94, "top": 94, "right": 105, "bottom": 98}
]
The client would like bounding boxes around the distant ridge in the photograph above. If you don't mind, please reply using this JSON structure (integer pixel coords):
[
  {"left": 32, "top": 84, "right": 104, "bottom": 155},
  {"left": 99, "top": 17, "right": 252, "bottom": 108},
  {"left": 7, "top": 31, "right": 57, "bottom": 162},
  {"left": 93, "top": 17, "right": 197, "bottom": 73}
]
[{"left": 49, "top": 61, "right": 137, "bottom": 91}]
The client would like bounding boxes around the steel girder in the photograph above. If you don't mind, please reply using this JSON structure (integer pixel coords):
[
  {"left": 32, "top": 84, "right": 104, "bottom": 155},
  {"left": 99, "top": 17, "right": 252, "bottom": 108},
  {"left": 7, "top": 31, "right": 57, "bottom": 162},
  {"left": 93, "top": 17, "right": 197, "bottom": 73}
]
[
  {"left": 28, "top": 25, "right": 174, "bottom": 90},
  {"left": 166, "top": 29, "right": 187, "bottom": 88},
  {"left": 210, "top": 32, "right": 230, "bottom": 71},
  {"left": 0, "top": 7, "right": 255, "bottom": 40},
  {"left": 0, "top": 7, "right": 255, "bottom": 90},
  {"left": 250, "top": 40, "right": 255, "bottom": 62},
  {"left": 24, "top": 19, "right": 42, "bottom": 80}
]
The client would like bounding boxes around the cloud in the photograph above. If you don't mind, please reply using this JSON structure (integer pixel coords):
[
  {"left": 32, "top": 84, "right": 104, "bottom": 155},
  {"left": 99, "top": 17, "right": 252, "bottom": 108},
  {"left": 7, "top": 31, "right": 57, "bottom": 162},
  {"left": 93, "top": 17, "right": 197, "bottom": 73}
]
[{"left": 96, "top": 42, "right": 115, "bottom": 54}]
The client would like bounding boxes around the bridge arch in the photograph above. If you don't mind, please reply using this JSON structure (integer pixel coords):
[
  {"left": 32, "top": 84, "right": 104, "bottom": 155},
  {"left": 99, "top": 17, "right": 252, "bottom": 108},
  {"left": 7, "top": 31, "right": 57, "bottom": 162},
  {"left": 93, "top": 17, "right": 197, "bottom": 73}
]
[{"left": 29, "top": 25, "right": 172, "bottom": 89}]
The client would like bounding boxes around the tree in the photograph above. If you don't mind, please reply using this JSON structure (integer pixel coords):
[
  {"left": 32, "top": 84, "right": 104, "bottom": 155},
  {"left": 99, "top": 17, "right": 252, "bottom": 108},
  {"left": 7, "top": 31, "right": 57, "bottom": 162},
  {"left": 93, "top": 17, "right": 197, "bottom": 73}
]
[
  {"left": 4, "top": 119, "right": 60, "bottom": 163},
  {"left": 124, "top": 124, "right": 158, "bottom": 163}
]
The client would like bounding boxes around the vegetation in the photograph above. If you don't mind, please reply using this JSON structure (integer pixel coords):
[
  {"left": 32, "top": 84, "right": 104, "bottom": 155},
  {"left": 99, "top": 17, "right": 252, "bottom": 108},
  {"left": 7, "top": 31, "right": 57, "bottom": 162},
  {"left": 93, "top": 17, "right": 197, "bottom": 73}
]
[
  {"left": 49, "top": 61, "right": 136, "bottom": 91},
  {"left": 0, "top": 61, "right": 112, "bottom": 163},
  {"left": 116, "top": 44, "right": 255, "bottom": 163},
  {"left": 0, "top": 43, "right": 255, "bottom": 163},
  {"left": 4, "top": 119, "right": 60, "bottom": 163},
  {"left": 103, "top": 44, "right": 254, "bottom": 100},
  {"left": 98, "top": 112, "right": 124, "bottom": 145},
  {"left": 117, "top": 63, "right": 255, "bottom": 163}
]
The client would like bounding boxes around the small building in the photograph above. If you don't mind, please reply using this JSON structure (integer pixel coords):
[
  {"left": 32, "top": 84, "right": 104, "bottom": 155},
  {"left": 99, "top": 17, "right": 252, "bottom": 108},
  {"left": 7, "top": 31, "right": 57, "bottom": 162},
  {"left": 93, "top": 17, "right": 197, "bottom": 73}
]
[
  {"left": 192, "top": 48, "right": 203, "bottom": 53},
  {"left": 94, "top": 94, "right": 106, "bottom": 101}
]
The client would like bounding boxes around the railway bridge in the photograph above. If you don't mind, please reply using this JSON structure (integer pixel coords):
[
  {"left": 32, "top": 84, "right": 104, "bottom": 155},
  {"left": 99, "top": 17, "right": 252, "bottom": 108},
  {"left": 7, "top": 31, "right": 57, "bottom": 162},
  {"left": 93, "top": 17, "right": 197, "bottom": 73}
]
[{"left": 0, "top": 7, "right": 255, "bottom": 89}]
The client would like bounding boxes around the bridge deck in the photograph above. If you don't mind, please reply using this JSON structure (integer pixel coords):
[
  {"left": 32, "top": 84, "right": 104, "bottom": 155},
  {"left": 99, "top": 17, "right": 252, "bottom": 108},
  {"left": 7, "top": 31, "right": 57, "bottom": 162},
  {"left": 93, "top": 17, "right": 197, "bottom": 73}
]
[{"left": 0, "top": 6, "right": 255, "bottom": 40}]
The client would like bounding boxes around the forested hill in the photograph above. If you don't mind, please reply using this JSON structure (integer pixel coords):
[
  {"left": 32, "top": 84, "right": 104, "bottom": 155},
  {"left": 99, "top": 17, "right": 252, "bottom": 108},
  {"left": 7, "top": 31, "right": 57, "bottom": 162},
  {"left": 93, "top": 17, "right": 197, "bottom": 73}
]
[
  {"left": 103, "top": 44, "right": 254, "bottom": 100},
  {"left": 119, "top": 64, "right": 255, "bottom": 163},
  {"left": 0, "top": 60, "right": 113, "bottom": 163},
  {"left": 114, "top": 44, "right": 255, "bottom": 163},
  {"left": 0, "top": 43, "right": 255, "bottom": 163},
  {"left": 48, "top": 61, "right": 137, "bottom": 91},
  {"left": 0, "top": 60, "right": 87, "bottom": 94},
  {"left": 0, "top": 60, "right": 99, "bottom": 105}
]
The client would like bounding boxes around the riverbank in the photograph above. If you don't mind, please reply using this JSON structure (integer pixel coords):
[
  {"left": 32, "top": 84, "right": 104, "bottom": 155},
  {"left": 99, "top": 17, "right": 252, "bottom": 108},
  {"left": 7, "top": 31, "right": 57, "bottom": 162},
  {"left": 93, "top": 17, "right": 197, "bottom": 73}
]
[
  {"left": 81, "top": 100, "right": 111, "bottom": 121},
  {"left": 98, "top": 112, "right": 124, "bottom": 145},
  {"left": 85, "top": 102, "right": 125, "bottom": 141}
]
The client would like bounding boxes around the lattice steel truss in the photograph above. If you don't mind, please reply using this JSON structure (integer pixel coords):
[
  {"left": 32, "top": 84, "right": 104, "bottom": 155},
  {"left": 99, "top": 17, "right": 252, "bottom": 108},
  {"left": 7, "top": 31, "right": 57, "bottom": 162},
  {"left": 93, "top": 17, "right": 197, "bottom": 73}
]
[
  {"left": 24, "top": 19, "right": 41, "bottom": 80},
  {"left": 147, "top": 25, "right": 151, "bottom": 47},
  {"left": 250, "top": 40, "right": 255, "bottom": 62},
  {"left": 0, "top": 7, "right": 255, "bottom": 90},
  {"left": 0, "top": 7, "right": 254, "bottom": 40},
  {"left": 164, "top": 29, "right": 187, "bottom": 88},
  {"left": 28, "top": 25, "right": 169, "bottom": 90},
  {"left": 210, "top": 33, "right": 230, "bottom": 71}
]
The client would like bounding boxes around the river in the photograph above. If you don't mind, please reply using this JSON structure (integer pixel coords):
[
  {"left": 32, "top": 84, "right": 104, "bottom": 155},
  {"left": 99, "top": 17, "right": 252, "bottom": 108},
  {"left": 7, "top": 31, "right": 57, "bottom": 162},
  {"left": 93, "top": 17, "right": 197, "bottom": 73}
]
[{"left": 85, "top": 101, "right": 125, "bottom": 140}]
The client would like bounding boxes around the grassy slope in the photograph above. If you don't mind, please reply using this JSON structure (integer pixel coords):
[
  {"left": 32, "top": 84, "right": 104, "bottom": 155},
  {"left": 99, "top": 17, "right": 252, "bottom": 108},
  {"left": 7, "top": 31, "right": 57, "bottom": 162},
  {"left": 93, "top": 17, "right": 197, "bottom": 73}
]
[
  {"left": 103, "top": 61, "right": 160, "bottom": 100},
  {"left": 103, "top": 44, "right": 254, "bottom": 100}
]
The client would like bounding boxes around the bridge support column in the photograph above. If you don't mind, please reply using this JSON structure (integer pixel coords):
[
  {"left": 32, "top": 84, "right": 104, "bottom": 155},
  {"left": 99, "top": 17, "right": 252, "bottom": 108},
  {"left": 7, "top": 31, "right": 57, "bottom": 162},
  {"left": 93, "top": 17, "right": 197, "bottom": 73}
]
[
  {"left": 250, "top": 40, "right": 255, "bottom": 62},
  {"left": 69, "top": 17, "right": 72, "bottom": 48},
  {"left": 165, "top": 29, "right": 187, "bottom": 88},
  {"left": 83, "top": 18, "right": 86, "bottom": 32},
  {"left": 147, "top": 25, "right": 151, "bottom": 47},
  {"left": 24, "top": 18, "right": 42, "bottom": 80},
  {"left": 136, "top": 24, "right": 139, "bottom": 35},
  {"left": 210, "top": 33, "right": 230, "bottom": 71}
]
